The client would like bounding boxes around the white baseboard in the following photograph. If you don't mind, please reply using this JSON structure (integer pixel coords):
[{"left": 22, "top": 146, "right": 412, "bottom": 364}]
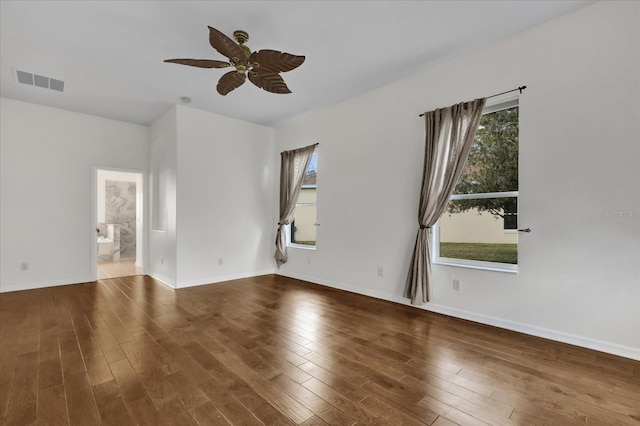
[
  {"left": 147, "top": 273, "right": 176, "bottom": 289},
  {"left": 0, "top": 269, "right": 273, "bottom": 293},
  {"left": 176, "top": 270, "right": 275, "bottom": 289},
  {"left": 5, "top": 270, "right": 637, "bottom": 360},
  {"left": 276, "top": 271, "right": 640, "bottom": 361},
  {"left": 0, "top": 275, "right": 95, "bottom": 293}
]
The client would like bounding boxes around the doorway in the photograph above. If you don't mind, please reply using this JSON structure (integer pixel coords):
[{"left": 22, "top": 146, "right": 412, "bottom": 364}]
[{"left": 94, "top": 168, "right": 144, "bottom": 279}]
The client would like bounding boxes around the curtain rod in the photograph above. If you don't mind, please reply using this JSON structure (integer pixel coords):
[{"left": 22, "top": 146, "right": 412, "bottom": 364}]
[{"left": 418, "top": 85, "right": 527, "bottom": 117}]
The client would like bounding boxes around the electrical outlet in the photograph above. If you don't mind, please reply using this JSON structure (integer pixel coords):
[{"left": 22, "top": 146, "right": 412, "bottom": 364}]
[
  {"left": 21, "top": 262, "right": 28, "bottom": 271},
  {"left": 377, "top": 267, "right": 383, "bottom": 277},
  {"left": 160, "top": 257, "right": 164, "bottom": 264},
  {"left": 307, "top": 258, "right": 311, "bottom": 265},
  {"left": 453, "top": 279, "right": 461, "bottom": 291},
  {"left": 218, "top": 258, "right": 223, "bottom": 265}
]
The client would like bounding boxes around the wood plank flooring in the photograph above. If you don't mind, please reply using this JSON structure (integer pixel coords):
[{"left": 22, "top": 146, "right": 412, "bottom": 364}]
[
  {"left": 1, "top": 274, "right": 639, "bottom": 425},
  {"left": 97, "top": 259, "right": 142, "bottom": 280}
]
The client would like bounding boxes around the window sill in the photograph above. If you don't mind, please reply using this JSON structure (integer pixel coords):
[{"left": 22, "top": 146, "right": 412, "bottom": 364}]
[
  {"left": 288, "top": 243, "right": 316, "bottom": 251},
  {"left": 434, "top": 257, "right": 518, "bottom": 274}
]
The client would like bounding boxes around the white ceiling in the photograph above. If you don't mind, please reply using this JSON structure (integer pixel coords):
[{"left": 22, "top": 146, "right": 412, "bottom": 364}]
[{"left": 0, "top": 0, "right": 594, "bottom": 127}]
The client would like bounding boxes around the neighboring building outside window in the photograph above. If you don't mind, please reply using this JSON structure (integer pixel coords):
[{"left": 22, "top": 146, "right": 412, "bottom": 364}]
[
  {"left": 435, "top": 99, "right": 519, "bottom": 271},
  {"left": 290, "top": 152, "right": 317, "bottom": 247}
]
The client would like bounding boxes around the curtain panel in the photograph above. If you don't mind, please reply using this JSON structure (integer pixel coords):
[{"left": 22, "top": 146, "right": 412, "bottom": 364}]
[
  {"left": 404, "top": 98, "right": 486, "bottom": 304},
  {"left": 275, "top": 143, "right": 317, "bottom": 268}
]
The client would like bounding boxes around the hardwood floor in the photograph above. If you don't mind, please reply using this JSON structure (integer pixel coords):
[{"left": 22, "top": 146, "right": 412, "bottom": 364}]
[
  {"left": 1, "top": 274, "right": 638, "bottom": 426},
  {"left": 97, "top": 259, "right": 143, "bottom": 280}
]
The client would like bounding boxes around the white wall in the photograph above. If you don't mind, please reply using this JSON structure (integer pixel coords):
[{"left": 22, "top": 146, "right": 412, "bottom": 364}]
[
  {"left": 0, "top": 98, "right": 149, "bottom": 292},
  {"left": 148, "top": 106, "right": 178, "bottom": 286},
  {"left": 275, "top": 1, "right": 640, "bottom": 359},
  {"left": 175, "top": 105, "right": 276, "bottom": 287},
  {"left": 147, "top": 105, "right": 276, "bottom": 288}
]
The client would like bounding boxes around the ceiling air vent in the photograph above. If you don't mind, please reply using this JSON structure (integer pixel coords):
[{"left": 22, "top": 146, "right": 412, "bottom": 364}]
[{"left": 15, "top": 70, "right": 64, "bottom": 92}]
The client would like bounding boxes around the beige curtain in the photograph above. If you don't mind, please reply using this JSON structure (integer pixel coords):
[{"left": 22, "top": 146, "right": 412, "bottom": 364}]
[
  {"left": 404, "top": 98, "right": 486, "bottom": 304},
  {"left": 275, "top": 143, "right": 317, "bottom": 268}
]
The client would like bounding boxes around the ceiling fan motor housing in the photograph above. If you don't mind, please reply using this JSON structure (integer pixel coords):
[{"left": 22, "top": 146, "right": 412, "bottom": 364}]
[
  {"left": 233, "top": 30, "right": 249, "bottom": 44},
  {"left": 231, "top": 30, "right": 253, "bottom": 71}
]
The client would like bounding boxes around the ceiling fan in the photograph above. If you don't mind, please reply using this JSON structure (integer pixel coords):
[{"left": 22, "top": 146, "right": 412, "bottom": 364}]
[{"left": 165, "top": 26, "right": 305, "bottom": 96}]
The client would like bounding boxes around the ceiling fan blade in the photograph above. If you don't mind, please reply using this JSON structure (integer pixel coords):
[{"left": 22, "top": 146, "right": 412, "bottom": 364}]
[
  {"left": 248, "top": 71, "right": 263, "bottom": 89},
  {"left": 252, "top": 73, "right": 291, "bottom": 94},
  {"left": 164, "top": 58, "right": 230, "bottom": 68},
  {"left": 217, "top": 71, "right": 246, "bottom": 96},
  {"left": 208, "top": 26, "right": 247, "bottom": 61},
  {"left": 250, "top": 50, "right": 305, "bottom": 74}
]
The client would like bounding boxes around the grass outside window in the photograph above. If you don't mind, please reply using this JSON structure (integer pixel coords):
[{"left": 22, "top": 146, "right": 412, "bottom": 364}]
[{"left": 439, "top": 242, "right": 517, "bottom": 264}]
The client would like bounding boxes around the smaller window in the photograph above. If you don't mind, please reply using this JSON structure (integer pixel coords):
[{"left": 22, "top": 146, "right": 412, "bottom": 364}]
[{"left": 289, "top": 152, "right": 317, "bottom": 248}]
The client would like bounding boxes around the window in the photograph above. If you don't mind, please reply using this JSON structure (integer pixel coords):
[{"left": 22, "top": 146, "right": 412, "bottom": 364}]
[
  {"left": 289, "top": 152, "right": 317, "bottom": 248},
  {"left": 434, "top": 99, "right": 519, "bottom": 271}
]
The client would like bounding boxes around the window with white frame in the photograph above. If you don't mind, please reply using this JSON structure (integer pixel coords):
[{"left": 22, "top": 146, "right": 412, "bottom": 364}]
[
  {"left": 434, "top": 98, "right": 519, "bottom": 271},
  {"left": 289, "top": 152, "right": 317, "bottom": 248}
]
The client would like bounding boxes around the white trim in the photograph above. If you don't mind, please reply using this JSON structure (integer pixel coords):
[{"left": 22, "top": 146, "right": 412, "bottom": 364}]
[
  {"left": 433, "top": 258, "right": 518, "bottom": 273},
  {"left": 285, "top": 223, "right": 317, "bottom": 250},
  {"left": 147, "top": 273, "right": 176, "bottom": 289},
  {"left": 91, "top": 167, "right": 98, "bottom": 281},
  {"left": 0, "top": 275, "right": 95, "bottom": 293},
  {"left": 92, "top": 166, "right": 147, "bottom": 282},
  {"left": 288, "top": 243, "right": 316, "bottom": 251},
  {"left": 176, "top": 270, "right": 275, "bottom": 289},
  {"left": 450, "top": 191, "right": 518, "bottom": 200},
  {"left": 275, "top": 271, "right": 640, "bottom": 361},
  {"left": 483, "top": 97, "right": 519, "bottom": 114}
]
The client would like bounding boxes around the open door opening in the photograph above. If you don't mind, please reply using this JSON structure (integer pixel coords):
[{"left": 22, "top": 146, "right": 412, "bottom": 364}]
[{"left": 94, "top": 168, "right": 144, "bottom": 279}]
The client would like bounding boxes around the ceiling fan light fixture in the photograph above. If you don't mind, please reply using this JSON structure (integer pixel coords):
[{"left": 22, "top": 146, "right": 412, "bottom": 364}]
[{"left": 165, "top": 26, "right": 305, "bottom": 96}]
